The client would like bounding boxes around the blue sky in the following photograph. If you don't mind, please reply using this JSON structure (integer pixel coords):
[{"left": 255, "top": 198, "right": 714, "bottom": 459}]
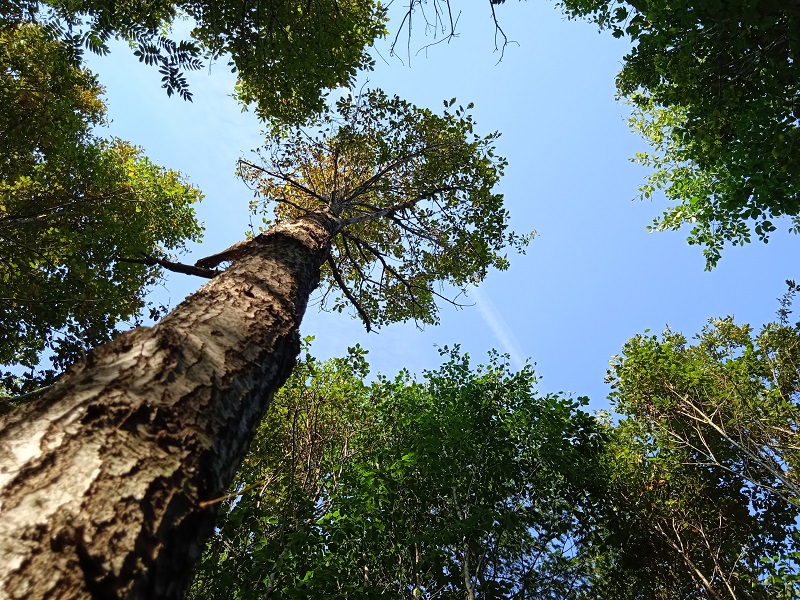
[{"left": 88, "top": 2, "right": 798, "bottom": 409}]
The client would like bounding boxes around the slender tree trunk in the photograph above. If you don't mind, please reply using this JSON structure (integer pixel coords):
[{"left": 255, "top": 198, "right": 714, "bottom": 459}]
[
  {"left": 451, "top": 487, "right": 476, "bottom": 600},
  {"left": 0, "top": 212, "right": 336, "bottom": 599}
]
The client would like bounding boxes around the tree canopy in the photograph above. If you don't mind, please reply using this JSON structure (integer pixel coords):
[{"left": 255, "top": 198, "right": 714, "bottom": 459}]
[
  {"left": 561, "top": 0, "right": 800, "bottom": 266},
  {"left": 3, "top": 0, "right": 800, "bottom": 596},
  {"left": 0, "top": 18, "right": 203, "bottom": 394},
  {"left": 193, "top": 304, "right": 800, "bottom": 598},
  {"left": 191, "top": 345, "right": 606, "bottom": 599},
  {"left": 18, "top": 0, "right": 387, "bottom": 123},
  {"left": 240, "top": 89, "right": 531, "bottom": 330},
  {"left": 598, "top": 297, "right": 800, "bottom": 598}
]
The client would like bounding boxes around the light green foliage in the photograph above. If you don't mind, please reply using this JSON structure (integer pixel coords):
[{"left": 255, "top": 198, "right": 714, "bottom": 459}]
[
  {"left": 599, "top": 297, "right": 800, "bottom": 597},
  {"left": 32, "top": 0, "right": 387, "bottom": 123},
  {"left": 191, "top": 347, "right": 606, "bottom": 599},
  {"left": 0, "top": 19, "right": 203, "bottom": 391},
  {"left": 242, "top": 90, "right": 532, "bottom": 329},
  {"left": 190, "top": 340, "right": 375, "bottom": 598},
  {"left": 560, "top": 0, "right": 800, "bottom": 267}
]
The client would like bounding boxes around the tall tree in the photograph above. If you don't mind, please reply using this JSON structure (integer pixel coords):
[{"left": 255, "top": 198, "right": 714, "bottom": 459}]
[
  {"left": 560, "top": 0, "right": 800, "bottom": 266},
  {"left": 191, "top": 347, "right": 606, "bottom": 599},
  {"left": 0, "top": 17, "right": 203, "bottom": 395},
  {"left": 0, "top": 91, "right": 528, "bottom": 598},
  {"left": 0, "top": 0, "right": 392, "bottom": 390},
  {"left": 596, "top": 301, "right": 800, "bottom": 598}
]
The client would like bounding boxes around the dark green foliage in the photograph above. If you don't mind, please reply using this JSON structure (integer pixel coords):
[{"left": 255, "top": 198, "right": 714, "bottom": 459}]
[
  {"left": 185, "top": 0, "right": 387, "bottom": 123},
  {"left": 18, "top": 0, "right": 387, "bottom": 122},
  {"left": 560, "top": 0, "right": 800, "bottom": 266}
]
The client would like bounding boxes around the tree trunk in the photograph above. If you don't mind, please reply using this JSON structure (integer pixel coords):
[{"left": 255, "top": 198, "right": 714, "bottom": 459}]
[{"left": 0, "top": 212, "right": 336, "bottom": 599}]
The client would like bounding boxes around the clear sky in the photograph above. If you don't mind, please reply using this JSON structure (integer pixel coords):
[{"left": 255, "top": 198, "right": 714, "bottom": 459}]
[{"left": 88, "top": 2, "right": 798, "bottom": 410}]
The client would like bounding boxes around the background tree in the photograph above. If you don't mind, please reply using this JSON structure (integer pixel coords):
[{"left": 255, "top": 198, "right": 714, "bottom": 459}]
[
  {"left": 0, "top": 91, "right": 527, "bottom": 598},
  {"left": 190, "top": 341, "right": 378, "bottom": 598},
  {"left": 560, "top": 0, "right": 800, "bottom": 266},
  {"left": 192, "top": 347, "right": 607, "bottom": 599},
  {"left": 0, "top": 17, "right": 203, "bottom": 396},
  {"left": 596, "top": 295, "right": 800, "bottom": 598}
]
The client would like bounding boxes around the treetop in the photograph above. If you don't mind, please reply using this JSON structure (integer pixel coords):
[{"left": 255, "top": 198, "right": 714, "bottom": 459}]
[{"left": 240, "top": 89, "right": 533, "bottom": 331}]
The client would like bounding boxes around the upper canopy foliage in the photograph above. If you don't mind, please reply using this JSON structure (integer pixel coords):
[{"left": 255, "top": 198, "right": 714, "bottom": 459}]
[
  {"left": 241, "top": 89, "right": 531, "bottom": 330},
  {"left": 560, "top": 0, "right": 800, "bottom": 266},
  {"left": 0, "top": 18, "right": 203, "bottom": 393},
  {"left": 17, "top": 0, "right": 387, "bottom": 123}
]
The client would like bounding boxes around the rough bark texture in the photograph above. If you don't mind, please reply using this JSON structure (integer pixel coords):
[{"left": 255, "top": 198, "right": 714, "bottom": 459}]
[{"left": 0, "top": 212, "right": 336, "bottom": 599}]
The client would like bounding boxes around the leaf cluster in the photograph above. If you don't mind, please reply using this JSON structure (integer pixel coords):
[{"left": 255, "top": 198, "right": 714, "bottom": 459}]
[
  {"left": 559, "top": 0, "right": 800, "bottom": 266},
  {"left": 186, "top": 0, "right": 388, "bottom": 123},
  {"left": 9, "top": 0, "right": 201, "bottom": 100}
]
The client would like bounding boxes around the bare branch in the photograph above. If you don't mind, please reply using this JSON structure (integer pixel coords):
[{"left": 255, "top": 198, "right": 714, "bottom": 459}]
[
  {"left": 340, "top": 230, "right": 426, "bottom": 315},
  {"left": 346, "top": 144, "right": 453, "bottom": 201},
  {"left": 386, "top": 213, "right": 447, "bottom": 247},
  {"left": 489, "top": 1, "right": 511, "bottom": 60},
  {"left": 340, "top": 229, "right": 466, "bottom": 312},
  {"left": 389, "top": 0, "right": 513, "bottom": 62},
  {"left": 326, "top": 256, "right": 372, "bottom": 332},
  {"left": 1, "top": 384, "right": 56, "bottom": 410},
  {"left": 275, "top": 193, "right": 318, "bottom": 216},
  {"left": 118, "top": 255, "right": 219, "bottom": 279},
  {"left": 238, "top": 159, "right": 328, "bottom": 205},
  {"left": 0, "top": 296, "right": 126, "bottom": 304},
  {"left": 0, "top": 191, "right": 134, "bottom": 230},
  {"left": 338, "top": 185, "right": 461, "bottom": 227},
  {"left": 195, "top": 238, "right": 254, "bottom": 269},
  {"left": 414, "top": 3, "right": 462, "bottom": 59}
]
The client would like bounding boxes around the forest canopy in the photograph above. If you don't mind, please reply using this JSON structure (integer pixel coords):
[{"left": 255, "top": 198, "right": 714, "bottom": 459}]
[
  {"left": 193, "top": 314, "right": 800, "bottom": 598},
  {"left": 1, "top": 0, "right": 799, "bottom": 597}
]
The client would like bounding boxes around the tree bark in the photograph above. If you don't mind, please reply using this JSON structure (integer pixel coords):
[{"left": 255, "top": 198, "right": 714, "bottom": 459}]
[{"left": 0, "top": 212, "right": 336, "bottom": 599}]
